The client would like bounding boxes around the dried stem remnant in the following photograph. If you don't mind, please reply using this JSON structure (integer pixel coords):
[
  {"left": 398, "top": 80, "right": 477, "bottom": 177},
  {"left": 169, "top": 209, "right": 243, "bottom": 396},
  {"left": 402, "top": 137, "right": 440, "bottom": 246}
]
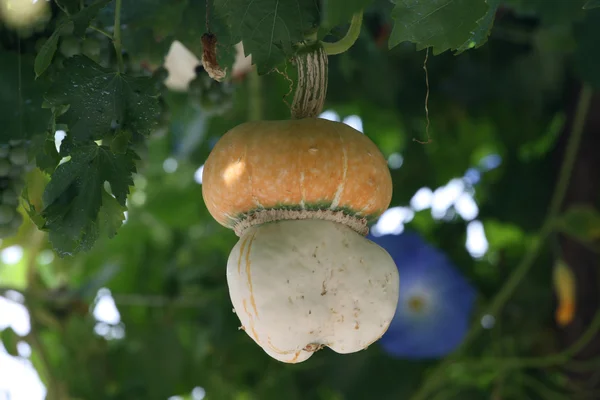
[{"left": 202, "top": 33, "right": 227, "bottom": 82}]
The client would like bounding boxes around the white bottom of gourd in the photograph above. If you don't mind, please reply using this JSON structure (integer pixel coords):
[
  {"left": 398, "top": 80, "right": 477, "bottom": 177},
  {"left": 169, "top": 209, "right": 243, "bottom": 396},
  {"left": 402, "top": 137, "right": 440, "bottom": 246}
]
[{"left": 226, "top": 218, "right": 399, "bottom": 363}]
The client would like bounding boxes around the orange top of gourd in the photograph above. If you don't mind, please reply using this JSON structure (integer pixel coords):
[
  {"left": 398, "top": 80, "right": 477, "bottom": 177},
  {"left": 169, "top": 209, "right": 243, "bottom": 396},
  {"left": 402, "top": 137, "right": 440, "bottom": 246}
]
[{"left": 201, "top": 118, "right": 393, "bottom": 230}]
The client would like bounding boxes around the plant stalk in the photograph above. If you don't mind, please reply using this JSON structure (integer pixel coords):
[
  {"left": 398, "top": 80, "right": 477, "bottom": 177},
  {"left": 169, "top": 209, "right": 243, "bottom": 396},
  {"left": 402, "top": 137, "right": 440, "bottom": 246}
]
[
  {"left": 90, "top": 26, "right": 113, "bottom": 39},
  {"left": 22, "top": 229, "right": 67, "bottom": 400},
  {"left": 54, "top": 0, "right": 70, "bottom": 16},
  {"left": 113, "top": 0, "right": 125, "bottom": 73},
  {"left": 248, "top": 68, "right": 263, "bottom": 121}
]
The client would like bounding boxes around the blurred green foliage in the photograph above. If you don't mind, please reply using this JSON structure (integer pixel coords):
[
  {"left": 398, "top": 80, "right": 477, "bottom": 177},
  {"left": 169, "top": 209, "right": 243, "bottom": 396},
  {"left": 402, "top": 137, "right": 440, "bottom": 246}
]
[{"left": 0, "top": 1, "right": 600, "bottom": 400}]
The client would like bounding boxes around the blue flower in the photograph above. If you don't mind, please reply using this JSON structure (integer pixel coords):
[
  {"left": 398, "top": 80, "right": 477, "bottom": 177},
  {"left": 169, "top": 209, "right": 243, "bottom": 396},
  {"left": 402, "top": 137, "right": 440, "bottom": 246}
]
[{"left": 368, "top": 231, "right": 477, "bottom": 359}]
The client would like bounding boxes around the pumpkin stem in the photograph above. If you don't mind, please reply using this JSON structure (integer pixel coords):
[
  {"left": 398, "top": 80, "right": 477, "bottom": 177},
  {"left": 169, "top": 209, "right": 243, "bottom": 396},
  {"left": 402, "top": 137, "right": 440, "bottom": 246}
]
[
  {"left": 321, "top": 11, "right": 363, "bottom": 56},
  {"left": 291, "top": 44, "right": 328, "bottom": 119},
  {"left": 248, "top": 68, "right": 263, "bottom": 121}
]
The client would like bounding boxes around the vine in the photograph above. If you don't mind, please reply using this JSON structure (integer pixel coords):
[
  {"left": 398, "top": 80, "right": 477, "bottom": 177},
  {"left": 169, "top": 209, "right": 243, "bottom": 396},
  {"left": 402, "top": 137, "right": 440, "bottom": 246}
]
[
  {"left": 409, "top": 84, "right": 595, "bottom": 400},
  {"left": 457, "top": 307, "right": 600, "bottom": 371},
  {"left": 113, "top": 0, "right": 124, "bottom": 73},
  {"left": 321, "top": 11, "right": 364, "bottom": 56},
  {"left": 414, "top": 47, "right": 432, "bottom": 145},
  {"left": 283, "top": 10, "right": 366, "bottom": 119}
]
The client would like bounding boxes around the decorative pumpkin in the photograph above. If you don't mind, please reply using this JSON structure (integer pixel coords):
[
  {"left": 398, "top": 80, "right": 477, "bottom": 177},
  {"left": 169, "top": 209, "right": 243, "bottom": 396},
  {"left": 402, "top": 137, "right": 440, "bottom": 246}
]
[
  {"left": 202, "top": 118, "right": 393, "bottom": 234},
  {"left": 201, "top": 26, "right": 399, "bottom": 363}
]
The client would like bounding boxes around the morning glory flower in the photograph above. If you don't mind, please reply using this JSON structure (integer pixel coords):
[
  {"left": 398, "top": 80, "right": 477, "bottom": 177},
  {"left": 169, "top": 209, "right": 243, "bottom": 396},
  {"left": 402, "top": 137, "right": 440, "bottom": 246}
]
[{"left": 368, "top": 231, "right": 477, "bottom": 359}]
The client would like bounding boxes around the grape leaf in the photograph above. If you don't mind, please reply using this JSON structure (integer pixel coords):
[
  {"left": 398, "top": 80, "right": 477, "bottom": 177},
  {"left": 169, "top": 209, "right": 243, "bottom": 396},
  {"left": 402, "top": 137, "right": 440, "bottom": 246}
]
[
  {"left": 456, "top": 0, "right": 500, "bottom": 54},
  {"left": 214, "top": 0, "right": 320, "bottom": 74},
  {"left": 388, "top": 0, "right": 489, "bottom": 55},
  {"left": 584, "top": 0, "right": 600, "bottom": 10},
  {"left": 110, "top": 129, "right": 132, "bottom": 154},
  {"left": 41, "top": 141, "right": 136, "bottom": 256},
  {"left": 97, "top": 190, "right": 127, "bottom": 239},
  {"left": 320, "top": 0, "right": 372, "bottom": 32},
  {"left": 0, "top": 51, "right": 52, "bottom": 142},
  {"left": 45, "top": 56, "right": 160, "bottom": 142},
  {"left": 32, "top": 133, "right": 62, "bottom": 174}
]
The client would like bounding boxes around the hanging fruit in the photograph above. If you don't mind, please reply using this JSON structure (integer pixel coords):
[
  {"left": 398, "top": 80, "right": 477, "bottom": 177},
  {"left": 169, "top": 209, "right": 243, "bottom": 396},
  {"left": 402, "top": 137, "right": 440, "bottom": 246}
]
[{"left": 201, "top": 12, "right": 399, "bottom": 363}]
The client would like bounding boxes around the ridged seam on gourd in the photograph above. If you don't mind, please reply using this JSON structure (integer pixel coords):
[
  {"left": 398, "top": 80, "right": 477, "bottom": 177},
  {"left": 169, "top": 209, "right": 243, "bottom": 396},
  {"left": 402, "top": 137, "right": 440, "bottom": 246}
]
[
  {"left": 237, "top": 231, "right": 260, "bottom": 342},
  {"left": 329, "top": 132, "right": 348, "bottom": 210},
  {"left": 233, "top": 209, "right": 368, "bottom": 237}
]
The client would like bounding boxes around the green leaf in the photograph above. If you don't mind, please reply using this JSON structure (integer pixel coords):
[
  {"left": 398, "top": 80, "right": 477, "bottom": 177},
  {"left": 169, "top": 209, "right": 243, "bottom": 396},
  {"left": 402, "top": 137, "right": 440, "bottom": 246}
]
[
  {"left": 0, "top": 327, "right": 20, "bottom": 357},
  {"left": 388, "top": 0, "right": 489, "bottom": 54},
  {"left": 0, "top": 51, "right": 52, "bottom": 142},
  {"left": 35, "top": 31, "right": 61, "bottom": 78},
  {"left": 45, "top": 56, "right": 160, "bottom": 142},
  {"left": 574, "top": 10, "right": 600, "bottom": 89},
  {"left": 110, "top": 129, "right": 132, "bottom": 154},
  {"left": 71, "top": 0, "right": 112, "bottom": 37},
  {"left": 214, "top": 0, "right": 320, "bottom": 74},
  {"left": 41, "top": 142, "right": 137, "bottom": 256},
  {"left": 32, "top": 133, "right": 62, "bottom": 173},
  {"left": 584, "top": 0, "right": 600, "bottom": 10},
  {"left": 321, "top": 0, "right": 372, "bottom": 31},
  {"left": 555, "top": 205, "right": 600, "bottom": 245},
  {"left": 456, "top": 0, "right": 500, "bottom": 54},
  {"left": 21, "top": 187, "right": 46, "bottom": 230},
  {"left": 97, "top": 190, "right": 127, "bottom": 239}
]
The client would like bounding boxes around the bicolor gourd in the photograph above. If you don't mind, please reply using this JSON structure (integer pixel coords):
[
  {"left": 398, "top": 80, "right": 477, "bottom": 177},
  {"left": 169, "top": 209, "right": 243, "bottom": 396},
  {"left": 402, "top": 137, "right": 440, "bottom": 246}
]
[{"left": 201, "top": 19, "right": 399, "bottom": 363}]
